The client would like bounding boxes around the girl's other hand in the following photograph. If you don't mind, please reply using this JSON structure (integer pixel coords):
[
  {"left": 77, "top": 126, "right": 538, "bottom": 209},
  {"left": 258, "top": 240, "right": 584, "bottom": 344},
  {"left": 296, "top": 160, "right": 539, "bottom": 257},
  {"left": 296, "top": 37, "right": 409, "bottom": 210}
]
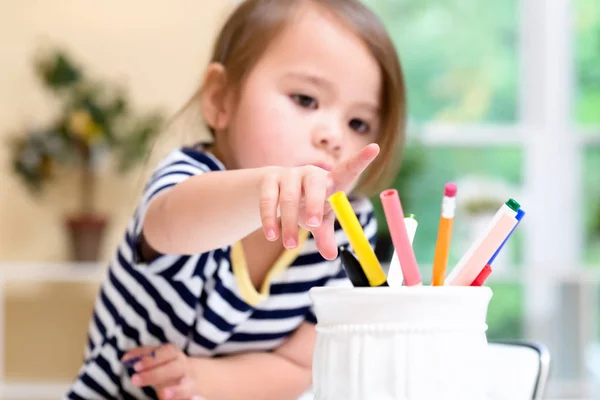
[
  {"left": 259, "top": 143, "right": 380, "bottom": 260},
  {"left": 122, "top": 345, "right": 205, "bottom": 400}
]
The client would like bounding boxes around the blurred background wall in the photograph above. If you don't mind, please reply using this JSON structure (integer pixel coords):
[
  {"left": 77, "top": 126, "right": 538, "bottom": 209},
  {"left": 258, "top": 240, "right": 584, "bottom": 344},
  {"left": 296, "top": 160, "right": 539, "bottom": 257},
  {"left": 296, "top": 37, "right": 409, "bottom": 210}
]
[
  {"left": 0, "top": 0, "right": 231, "bottom": 396},
  {"left": 0, "top": 0, "right": 227, "bottom": 262}
]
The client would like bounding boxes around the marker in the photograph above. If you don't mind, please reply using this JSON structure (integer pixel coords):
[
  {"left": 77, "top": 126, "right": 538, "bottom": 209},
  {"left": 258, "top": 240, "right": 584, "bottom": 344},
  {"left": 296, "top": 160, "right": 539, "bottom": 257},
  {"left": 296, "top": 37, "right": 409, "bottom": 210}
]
[
  {"left": 339, "top": 246, "right": 379, "bottom": 287},
  {"left": 328, "top": 191, "right": 387, "bottom": 287},
  {"left": 380, "top": 189, "right": 421, "bottom": 286},
  {"left": 470, "top": 265, "right": 492, "bottom": 287},
  {"left": 470, "top": 208, "right": 526, "bottom": 286},
  {"left": 446, "top": 199, "right": 520, "bottom": 286},
  {"left": 387, "top": 214, "right": 417, "bottom": 287},
  {"left": 122, "top": 348, "right": 158, "bottom": 368},
  {"left": 432, "top": 182, "right": 457, "bottom": 286},
  {"left": 488, "top": 208, "right": 526, "bottom": 265}
]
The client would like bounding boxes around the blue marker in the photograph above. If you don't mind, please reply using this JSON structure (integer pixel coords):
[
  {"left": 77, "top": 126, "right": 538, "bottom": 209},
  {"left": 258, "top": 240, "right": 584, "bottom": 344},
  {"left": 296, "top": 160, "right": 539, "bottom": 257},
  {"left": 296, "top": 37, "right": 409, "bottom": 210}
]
[{"left": 487, "top": 208, "right": 525, "bottom": 265}]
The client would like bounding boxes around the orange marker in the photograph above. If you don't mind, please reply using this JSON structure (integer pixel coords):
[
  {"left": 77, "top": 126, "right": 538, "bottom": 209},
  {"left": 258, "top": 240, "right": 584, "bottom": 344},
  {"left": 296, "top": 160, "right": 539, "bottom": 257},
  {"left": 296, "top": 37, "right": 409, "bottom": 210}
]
[{"left": 432, "top": 183, "right": 457, "bottom": 286}]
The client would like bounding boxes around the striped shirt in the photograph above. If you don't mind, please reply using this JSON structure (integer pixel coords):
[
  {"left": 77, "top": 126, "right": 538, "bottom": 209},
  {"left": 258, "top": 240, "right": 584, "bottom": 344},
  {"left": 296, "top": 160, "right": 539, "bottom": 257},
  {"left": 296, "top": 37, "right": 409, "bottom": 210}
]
[{"left": 66, "top": 145, "right": 377, "bottom": 399}]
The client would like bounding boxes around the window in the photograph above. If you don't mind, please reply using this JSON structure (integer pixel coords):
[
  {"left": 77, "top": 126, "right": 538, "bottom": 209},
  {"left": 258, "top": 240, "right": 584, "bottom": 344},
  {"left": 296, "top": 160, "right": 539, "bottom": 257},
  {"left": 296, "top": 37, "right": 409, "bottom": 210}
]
[
  {"left": 487, "top": 283, "right": 524, "bottom": 339},
  {"left": 364, "top": 0, "right": 524, "bottom": 342},
  {"left": 367, "top": 0, "right": 518, "bottom": 123},
  {"left": 365, "top": 0, "right": 600, "bottom": 395},
  {"left": 584, "top": 146, "right": 600, "bottom": 265},
  {"left": 575, "top": 0, "right": 600, "bottom": 126},
  {"left": 577, "top": 0, "right": 600, "bottom": 267}
]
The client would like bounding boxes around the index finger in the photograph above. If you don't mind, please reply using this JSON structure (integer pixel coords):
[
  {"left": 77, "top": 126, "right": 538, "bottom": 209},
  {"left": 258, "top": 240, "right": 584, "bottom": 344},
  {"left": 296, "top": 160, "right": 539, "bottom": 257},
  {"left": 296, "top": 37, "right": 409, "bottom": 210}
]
[{"left": 330, "top": 143, "right": 380, "bottom": 192}]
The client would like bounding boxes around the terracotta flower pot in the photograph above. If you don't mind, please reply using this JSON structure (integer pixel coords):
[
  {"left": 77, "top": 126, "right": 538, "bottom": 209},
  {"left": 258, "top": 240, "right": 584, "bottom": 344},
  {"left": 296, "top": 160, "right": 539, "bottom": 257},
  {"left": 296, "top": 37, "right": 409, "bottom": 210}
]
[{"left": 65, "top": 213, "right": 108, "bottom": 262}]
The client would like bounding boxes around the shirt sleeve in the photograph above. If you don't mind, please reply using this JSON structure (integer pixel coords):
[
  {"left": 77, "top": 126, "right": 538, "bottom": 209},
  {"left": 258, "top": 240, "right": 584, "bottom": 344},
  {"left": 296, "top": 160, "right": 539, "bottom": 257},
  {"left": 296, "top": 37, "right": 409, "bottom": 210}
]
[
  {"left": 129, "top": 147, "right": 225, "bottom": 275},
  {"left": 305, "top": 197, "right": 378, "bottom": 324}
]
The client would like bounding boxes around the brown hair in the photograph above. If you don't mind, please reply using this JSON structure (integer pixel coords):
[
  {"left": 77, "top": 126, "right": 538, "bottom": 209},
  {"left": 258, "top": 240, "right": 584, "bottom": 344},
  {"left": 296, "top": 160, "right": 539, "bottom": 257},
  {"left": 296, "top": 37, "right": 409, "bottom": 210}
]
[{"left": 183, "top": 0, "right": 406, "bottom": 196}]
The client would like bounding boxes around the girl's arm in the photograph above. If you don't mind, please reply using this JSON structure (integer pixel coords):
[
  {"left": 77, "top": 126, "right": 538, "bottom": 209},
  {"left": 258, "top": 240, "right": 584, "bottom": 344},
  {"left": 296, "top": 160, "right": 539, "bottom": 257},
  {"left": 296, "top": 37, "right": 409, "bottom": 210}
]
[
  {"left": 143, "top": 144, "right": 379, "bottom": 258},
  {"left": 143, "top": 167, "right": 270, "bottom": 255},
  {"left": 189, "top": 322, "right": 316, "bottom": 400}
]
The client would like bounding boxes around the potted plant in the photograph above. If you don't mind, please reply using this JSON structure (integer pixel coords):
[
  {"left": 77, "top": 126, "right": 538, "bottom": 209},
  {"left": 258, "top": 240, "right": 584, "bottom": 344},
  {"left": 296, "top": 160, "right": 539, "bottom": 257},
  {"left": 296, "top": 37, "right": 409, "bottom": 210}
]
[{"left": 8, "top": 48, "right": 165, "bottom": 261}]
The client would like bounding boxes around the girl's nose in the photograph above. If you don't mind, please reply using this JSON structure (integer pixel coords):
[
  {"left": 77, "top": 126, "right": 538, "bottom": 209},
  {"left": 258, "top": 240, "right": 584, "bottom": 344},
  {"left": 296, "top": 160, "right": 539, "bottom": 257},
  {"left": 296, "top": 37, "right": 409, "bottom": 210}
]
[{"left": 312, "top": 126, "right": 343, "bottom": 155}]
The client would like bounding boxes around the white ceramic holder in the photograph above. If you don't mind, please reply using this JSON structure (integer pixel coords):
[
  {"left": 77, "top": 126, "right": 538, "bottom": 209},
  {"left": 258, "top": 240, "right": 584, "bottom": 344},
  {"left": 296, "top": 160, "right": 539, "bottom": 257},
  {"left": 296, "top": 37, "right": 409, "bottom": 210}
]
[{"left": 309, "top": 286, "right": 493, "bottom": 400}]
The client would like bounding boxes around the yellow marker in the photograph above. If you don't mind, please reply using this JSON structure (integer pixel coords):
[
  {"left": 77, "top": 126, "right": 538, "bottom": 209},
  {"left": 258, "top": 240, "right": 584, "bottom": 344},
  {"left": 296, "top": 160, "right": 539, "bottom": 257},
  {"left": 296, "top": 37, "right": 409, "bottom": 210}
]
[{"left": 328, "top": 191, "right": 387, "bottom": 286}]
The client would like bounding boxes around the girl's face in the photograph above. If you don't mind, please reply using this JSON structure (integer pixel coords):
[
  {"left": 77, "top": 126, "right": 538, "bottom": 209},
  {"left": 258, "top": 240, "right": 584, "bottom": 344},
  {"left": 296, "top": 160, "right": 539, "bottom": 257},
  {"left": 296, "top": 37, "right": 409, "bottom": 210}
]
[{"left": 216, "top": 3, "right": 382, "bottom": 174}]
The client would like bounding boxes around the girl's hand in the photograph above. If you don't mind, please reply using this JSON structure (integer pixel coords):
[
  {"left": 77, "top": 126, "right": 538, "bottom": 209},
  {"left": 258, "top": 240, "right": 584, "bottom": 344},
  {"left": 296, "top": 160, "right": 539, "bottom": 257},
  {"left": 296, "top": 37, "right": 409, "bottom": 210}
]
[
  {"left": 259, "top": 143, "right": 380, "bottom": 260},
  {"left": 122, "top": 345, "right": 205, "bottom": 400}
]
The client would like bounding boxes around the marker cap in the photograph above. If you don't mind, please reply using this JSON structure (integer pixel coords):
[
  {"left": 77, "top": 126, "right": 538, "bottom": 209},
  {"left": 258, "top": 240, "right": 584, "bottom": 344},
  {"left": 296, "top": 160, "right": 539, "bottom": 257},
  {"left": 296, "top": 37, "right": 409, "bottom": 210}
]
[{"left": 506, "top": 198, "right": 520, "bottom": 212}]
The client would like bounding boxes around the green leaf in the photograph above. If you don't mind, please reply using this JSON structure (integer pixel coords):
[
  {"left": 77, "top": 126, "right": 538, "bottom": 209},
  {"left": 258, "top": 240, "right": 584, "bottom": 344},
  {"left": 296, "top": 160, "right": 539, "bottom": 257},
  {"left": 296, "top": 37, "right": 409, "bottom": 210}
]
[{"left": 35, "top": 50, "right": 82, "bottom": 89}]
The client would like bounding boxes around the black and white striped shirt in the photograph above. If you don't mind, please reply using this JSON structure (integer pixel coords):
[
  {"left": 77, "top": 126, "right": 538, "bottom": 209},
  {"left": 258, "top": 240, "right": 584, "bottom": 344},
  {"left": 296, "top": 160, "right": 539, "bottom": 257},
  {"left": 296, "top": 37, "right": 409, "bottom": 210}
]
[{"left": 66, "top": 146, "right": 377, "bottom": 399}]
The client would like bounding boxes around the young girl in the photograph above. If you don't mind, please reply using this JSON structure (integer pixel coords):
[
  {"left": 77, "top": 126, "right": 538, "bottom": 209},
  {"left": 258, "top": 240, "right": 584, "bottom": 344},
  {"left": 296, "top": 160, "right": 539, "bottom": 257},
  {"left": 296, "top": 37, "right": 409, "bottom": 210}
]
[{"left": 67, "top": 0, "right": 406, "bottom": 399}]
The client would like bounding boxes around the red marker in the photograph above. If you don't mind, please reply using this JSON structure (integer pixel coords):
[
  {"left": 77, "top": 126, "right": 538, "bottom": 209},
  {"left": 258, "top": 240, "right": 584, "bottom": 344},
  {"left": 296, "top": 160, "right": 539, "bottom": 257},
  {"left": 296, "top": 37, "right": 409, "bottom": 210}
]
[{"left": 470, "top": 265, "right": 492, "bottom": 287}]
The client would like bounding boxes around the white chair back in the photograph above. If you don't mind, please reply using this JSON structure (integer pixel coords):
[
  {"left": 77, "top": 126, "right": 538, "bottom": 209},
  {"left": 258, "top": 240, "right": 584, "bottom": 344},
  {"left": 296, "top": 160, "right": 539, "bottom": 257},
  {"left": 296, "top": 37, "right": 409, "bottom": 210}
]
[{"left": 487, "top": 341, "right": 550, "bottom": 400}]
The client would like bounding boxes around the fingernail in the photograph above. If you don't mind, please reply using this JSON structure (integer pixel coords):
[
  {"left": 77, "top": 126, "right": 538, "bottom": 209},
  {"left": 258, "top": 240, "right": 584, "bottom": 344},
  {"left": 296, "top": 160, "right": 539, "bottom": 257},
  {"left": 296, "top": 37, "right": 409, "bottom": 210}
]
[
  {"left": 131, "top": 374, "right": 142, "bottom": 386},
  {"left": 307, "top": 217, "right": 320, "bottom": 227},
  {"left": 284, "top": 238, "right": 297, "bottom": 248},
  {"left": 133, "top": 362, "right": 142, "bottom": 372},
  {"left": 122, "top": 355, "right": 143, "bottom": 368},
  {"left": 266, "top": 229, "right": 276, "bottom": 240}
]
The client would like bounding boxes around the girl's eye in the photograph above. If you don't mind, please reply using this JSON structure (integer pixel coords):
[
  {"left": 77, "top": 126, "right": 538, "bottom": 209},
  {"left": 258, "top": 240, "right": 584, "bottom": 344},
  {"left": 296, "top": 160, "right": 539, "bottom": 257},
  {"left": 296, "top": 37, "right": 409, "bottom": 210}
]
[
  {"left": 290, "top": 94, "right": 318, "bottom": 110},
  {"left": 349, "top": 118, "right": 370, "bottom": 134}
]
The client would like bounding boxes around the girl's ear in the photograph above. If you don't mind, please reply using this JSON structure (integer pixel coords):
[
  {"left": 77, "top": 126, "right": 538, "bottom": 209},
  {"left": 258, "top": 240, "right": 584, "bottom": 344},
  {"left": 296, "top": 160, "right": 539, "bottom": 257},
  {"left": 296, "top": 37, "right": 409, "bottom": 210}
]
[{"left": 200, "top": 63, "right": 233, "bottom": 131}]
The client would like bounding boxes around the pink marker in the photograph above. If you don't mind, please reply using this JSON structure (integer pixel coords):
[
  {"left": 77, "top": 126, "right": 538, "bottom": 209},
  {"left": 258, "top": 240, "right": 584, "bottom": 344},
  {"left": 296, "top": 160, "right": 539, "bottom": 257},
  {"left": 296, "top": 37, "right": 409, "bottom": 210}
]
[
  {"left": 380, "top": 189, "right": 421, "bottom": 286},
  {"left": 447, "top": 213, "right": 518, "bottom": 286},
  {"left": 446, "top": 199, "right": 519, "bottom": 286}
]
